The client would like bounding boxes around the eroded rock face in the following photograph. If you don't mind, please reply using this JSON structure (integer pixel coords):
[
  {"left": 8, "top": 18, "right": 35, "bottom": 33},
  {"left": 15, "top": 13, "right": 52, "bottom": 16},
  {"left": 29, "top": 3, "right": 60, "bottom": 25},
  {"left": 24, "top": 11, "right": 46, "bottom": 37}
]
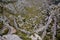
[{"left": 2, "top": 34, "right": 22, "bottom": 40}]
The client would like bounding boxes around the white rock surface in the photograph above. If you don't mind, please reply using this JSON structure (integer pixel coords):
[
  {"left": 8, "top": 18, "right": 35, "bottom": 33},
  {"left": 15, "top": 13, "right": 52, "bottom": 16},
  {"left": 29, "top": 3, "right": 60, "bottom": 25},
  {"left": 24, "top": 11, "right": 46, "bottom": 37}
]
[{"left": 2, "top": 34, "right": 22, "bottom": 40}]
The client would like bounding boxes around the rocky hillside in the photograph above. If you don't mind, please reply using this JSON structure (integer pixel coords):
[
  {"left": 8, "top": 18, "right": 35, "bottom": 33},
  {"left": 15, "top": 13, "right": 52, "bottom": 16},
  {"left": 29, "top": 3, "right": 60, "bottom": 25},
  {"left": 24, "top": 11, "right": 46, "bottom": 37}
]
[{"left": 0, "top": 0, "right": 60, "bottom": 40}]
